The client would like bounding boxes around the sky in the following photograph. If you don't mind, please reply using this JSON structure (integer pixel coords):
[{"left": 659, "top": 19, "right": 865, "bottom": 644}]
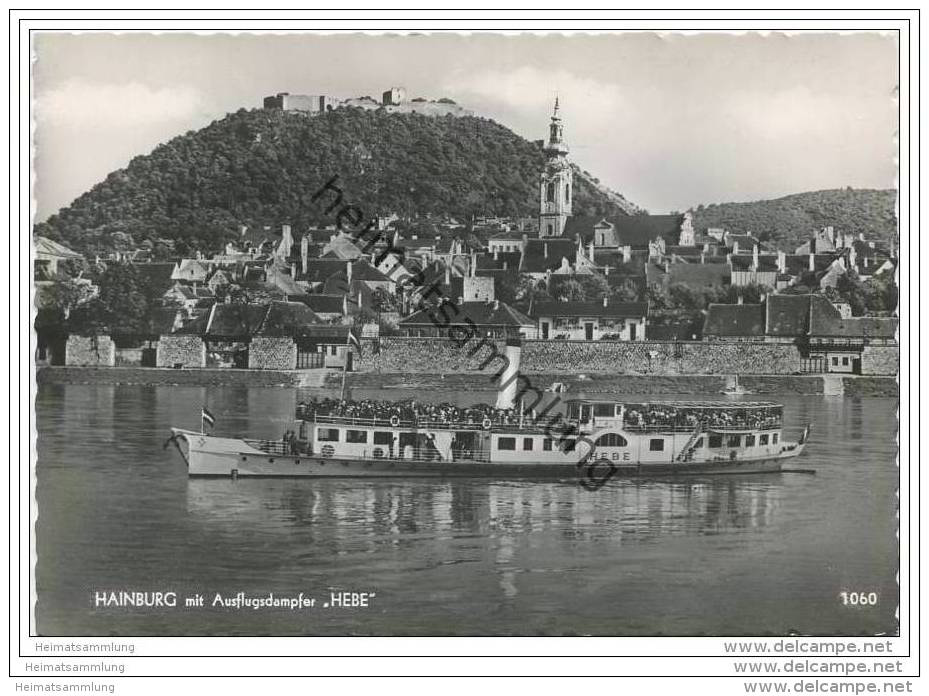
[{"left": 32, "top": 32, "right": 898, "bottom": 220}]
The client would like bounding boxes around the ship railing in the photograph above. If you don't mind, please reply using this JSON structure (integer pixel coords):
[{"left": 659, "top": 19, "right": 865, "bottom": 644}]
[
  {"left": 622, "top": 420, "right": 782, "bottom": 433},
  {"left": 303, "top": 413, "right": 553, "bottom": 433},
  {"left": 302, "top": 413, "right": 782, "bottom": 434},
  {"left": 244, "top": 439, "right": 294, "bottom": 456}
]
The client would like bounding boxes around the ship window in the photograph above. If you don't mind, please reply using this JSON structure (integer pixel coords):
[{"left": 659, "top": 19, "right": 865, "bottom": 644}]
[
  {"left": 593, "top": 404, "right": 614, "bottom": 417},
  {"left": 523, "top": 437, "right": 534, "bottom": 451},
  {"left": 497, "top": 437, "right": 516, "bottom": 451},
  {"left": 373, "top": 431, "right": 393, "bottom": 445},
  {"left": 543, "top": 439, "right": 553, "bottom": 451},
  {"left": 346, "top": 430, "right": 368, "bottom": 444},
  {"left": 317, "top": 428, "right": 339, "bottom": 442},
  {"left": 773, "top": 433, "right": 779, "bottom": 444},
  {"left": 842, "top": 357, "right": 849, "bottom": 366},
  {"left": 832, "top": 356, "right": 839, "bottom": 366},
  {"left": 728, "top": 435, "right": 741, "bottom": 447},
  {"left": 595, "top": 433, "right": 628, "bottom": 447},
  {"left": 745, "top": 435, "right": 756, "bottom": 447},
  {"left": 546, "top": 182, "right": 556, "bottom": 202},
  {"left": 708, "top": 434, "right": 723, "bottom": 448},
  {"left": 759, "top": 434, "right": 769, "bottom": 445},
  {"left": 649, "top": 438, "right": 664, "bottom": 452}
]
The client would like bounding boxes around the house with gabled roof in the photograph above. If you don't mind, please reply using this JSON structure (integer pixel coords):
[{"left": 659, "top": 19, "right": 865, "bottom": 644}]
[
  {"left": 171, "top": 258, "right": 210, "bottom": 285},
  {"left": 34, "top": 236, "right": 84, "bottom": 279},
  {"left": 399, "top": 299, "right": 535, "bottom": 338},
  {"left": 529, "top": 299, "right": 647, "bottom": 341},
  {"left": 703, "top": 303, "right": 765, "bottom": 342},
  {"left": 729, "top": 249, "right": 780, "bottom": 288},
  {"left": 646, "top": 257, "right": 731, "bottom": 291},
  {"left": 159, "top": 300, "right": 327, "bottom": 370},
  {"left": 519, "top": 238, "right": 576, "bottom": 280}
]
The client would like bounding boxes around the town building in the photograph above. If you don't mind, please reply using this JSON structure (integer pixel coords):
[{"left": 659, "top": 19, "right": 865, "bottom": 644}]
[
  {"left": 398, "top": 299, "right": 535, "bottom": 338},
  {"left": 34, "top": 236, "right": 84, "bottom": 280},
  {"left": 530, "top": 299, "right": 647, "bottom": 341}
]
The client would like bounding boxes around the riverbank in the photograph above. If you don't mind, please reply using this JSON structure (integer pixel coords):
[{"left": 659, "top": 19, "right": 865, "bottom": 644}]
[
  {"left": 337, "top": 372, "right": 898, "bottom": 397},
  {"left": 37, "top": 366, "right": 899, "bottom": 397},
  {"left": 36, "top": 366, "right": 329, "bottom": 387}
]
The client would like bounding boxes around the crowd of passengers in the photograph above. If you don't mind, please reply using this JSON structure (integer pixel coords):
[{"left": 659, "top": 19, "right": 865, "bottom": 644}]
[
  {"left": 622, "top": 405, "right": 782, "bottom": 430},
  {"left": 296, "top": 397, "right": 524, "bottom": 427},
  {"left": 295, "top": 398, "right": 782, "bottom": 432}
]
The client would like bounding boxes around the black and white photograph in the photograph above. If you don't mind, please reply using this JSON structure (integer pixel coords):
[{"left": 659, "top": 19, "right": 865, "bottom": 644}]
[{"left": 15, "top": 11, "right": 916, "bottom": 689}]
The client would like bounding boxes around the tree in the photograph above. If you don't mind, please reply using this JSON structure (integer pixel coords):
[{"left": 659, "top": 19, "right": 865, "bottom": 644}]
[
  {"left": 371, "top": 286, "right": 400, "bottom": 313},
  {"left": 863, "top": 273, "right": 898, "bottom": 314},
  {"left": 39, "top": 279, "right": 95, "bottom": 319},
  {"left": 551, "top": 273, "right": 610, "bottom": 302},
  {"left": 556, "top": 278, "right": 585, "bottom": 302},
  {"left": 609, "top": 278, "right": 641, "bottom": 303},
  {"left": 69, "top": 263, "right": 150, "bottom": 335}
]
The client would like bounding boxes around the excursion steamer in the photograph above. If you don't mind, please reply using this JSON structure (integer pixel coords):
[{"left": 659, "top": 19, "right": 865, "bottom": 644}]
[{"left": 168, "top": 341, "right": 810, "bottom": 480}]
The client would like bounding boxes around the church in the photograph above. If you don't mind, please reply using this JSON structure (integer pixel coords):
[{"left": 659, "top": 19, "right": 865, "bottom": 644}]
[{"left": 535, "top": 99, "right": 695, "bottom": 252}]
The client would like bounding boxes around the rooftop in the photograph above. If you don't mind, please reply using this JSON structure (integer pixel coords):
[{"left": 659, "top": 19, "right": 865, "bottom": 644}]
[{"left": 530, "top": 300, "right": 648, "bottom": 319}]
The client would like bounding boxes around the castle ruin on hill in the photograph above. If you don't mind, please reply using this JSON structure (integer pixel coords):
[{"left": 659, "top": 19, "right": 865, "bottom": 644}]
[{"left": 263, "top": 86, "right": 473, "bottom": 118}]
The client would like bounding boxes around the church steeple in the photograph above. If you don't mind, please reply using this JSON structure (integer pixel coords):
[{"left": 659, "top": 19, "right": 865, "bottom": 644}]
[
  {"left": 547, "top": 97, "right": 567, "bottom": 153},
  {"left": 539, "top": 98, "right": 573, "bottom": 237}
]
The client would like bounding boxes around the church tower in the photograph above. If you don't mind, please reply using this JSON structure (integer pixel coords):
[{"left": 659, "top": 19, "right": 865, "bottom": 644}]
[{"left": 539, "top": 98, "right": 573, "bottom": 238}]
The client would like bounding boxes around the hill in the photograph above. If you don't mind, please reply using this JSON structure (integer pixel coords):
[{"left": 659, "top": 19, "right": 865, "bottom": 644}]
[
  {"left": 34, "top": 108, "right": 641, "bottom": 257},
  {"left": 691, "top": 189, "right": 897, "bottom": 249}
]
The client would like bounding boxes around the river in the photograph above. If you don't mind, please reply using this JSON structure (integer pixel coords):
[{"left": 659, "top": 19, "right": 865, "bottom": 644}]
[{"left": 34, "top": 383, "right": 898, "bottom": 636}]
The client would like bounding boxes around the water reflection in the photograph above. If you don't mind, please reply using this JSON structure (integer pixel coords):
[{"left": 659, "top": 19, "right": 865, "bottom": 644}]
[{"left": 186, "top": 476, "right": 785, "bottom": 595}]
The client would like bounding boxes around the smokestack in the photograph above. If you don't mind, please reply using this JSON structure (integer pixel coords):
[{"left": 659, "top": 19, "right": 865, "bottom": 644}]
[
  {"left": 603, "top": 296, "right": 608, "bottom": 307},
  {"left": 544, "top": 242, "right": 549, "bottom": 258},
  {"left": 495, "top": 338, "right": 522, "bottom": 410},
  {"left": 444, "top": 265, "right": 450, "bottom": 286},
  {"left": 808, "top": 253, "right": 815, "bottom": 272},
  {"left": 470, "top": 250, "right": 477, "bottom": 276},
  {"left": 753, "top": 244, "right": 759, "bottom": 269},
  {"left": 777, "top": 250, "right": 786, "bottom": 273},
  {"left": 494, "top": 248, "right": 499, "bottom": 261},
  {"left": 733, "top": 240, "right": 739, "bottom": 255},
  {"left": 347, "top": 261, "right": 353, "bottom": 283}
]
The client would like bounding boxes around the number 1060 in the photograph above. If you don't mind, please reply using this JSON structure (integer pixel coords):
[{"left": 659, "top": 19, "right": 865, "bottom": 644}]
[{"left": 839, "top": 591, "right": 878, "bottom": 606}]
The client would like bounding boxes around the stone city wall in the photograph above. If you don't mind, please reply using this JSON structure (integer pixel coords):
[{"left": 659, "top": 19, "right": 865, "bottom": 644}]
[
  {"left": 357, "top": 338, "right": 804, "bottom": 375},
  {"left": 156, "top": 335, "right": 206, "bottom": 368},
  {"left": 358, "top": 338, "right": 899, "bottom": 376},
  {"left": 860, "top": 345, "right": 899, "bottom": 377},
  {"left": 65, "top": 335, "right": 116, "bottom": 367},
  {"left": 248, "top": 337, "right": 297, "bottom": 370}
]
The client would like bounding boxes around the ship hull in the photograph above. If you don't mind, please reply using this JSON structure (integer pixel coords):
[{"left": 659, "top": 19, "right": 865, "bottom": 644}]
[{"left": 169, "top": 429, "right": 800, "bottom": 479}]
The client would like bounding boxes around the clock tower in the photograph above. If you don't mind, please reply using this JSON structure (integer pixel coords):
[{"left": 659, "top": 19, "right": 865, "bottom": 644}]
[{"left": 539, "top": 98, "right": 573, "bottom": 238}]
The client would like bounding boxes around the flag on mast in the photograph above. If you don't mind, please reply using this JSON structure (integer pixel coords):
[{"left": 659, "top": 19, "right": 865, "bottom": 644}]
[{"left": 201, "top": 407, "right": 216, "bottom": 431}]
